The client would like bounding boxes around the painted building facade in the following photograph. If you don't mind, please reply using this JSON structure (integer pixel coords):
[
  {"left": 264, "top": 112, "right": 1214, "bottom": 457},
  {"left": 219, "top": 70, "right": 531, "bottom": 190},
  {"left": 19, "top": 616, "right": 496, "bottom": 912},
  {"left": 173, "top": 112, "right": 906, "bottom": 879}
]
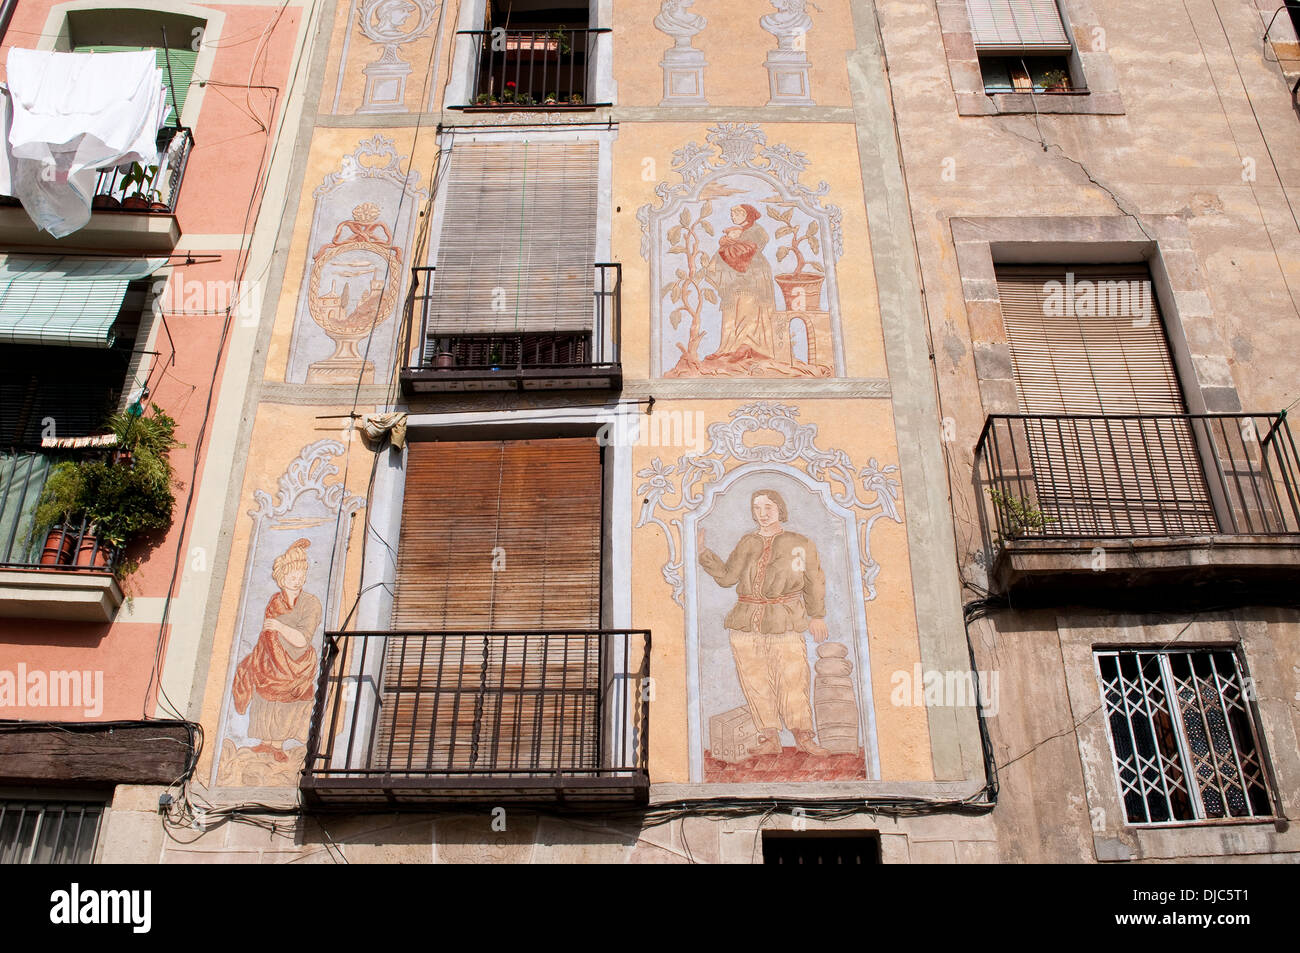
[
  {"left": 0, "top": 0, "right": 314, "bottom": 862},
  {"left": 7, "top": 0, "right": 1299, "bottom": 864}
]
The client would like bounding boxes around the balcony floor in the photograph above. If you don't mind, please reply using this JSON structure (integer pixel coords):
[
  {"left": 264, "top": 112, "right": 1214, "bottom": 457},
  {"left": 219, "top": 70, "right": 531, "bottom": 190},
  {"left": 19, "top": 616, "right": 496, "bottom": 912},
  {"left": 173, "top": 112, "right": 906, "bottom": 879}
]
[
  {"left": 301, "top": 773, "right": 649, "bottom": 809},
  {"left": 990, "top": 534, "right": 1300, "bottom": 607}
]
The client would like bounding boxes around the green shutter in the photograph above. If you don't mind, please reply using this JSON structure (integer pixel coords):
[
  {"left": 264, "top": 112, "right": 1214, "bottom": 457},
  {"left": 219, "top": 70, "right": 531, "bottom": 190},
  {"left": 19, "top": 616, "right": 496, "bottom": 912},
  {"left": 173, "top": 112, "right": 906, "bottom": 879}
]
[
  {"left": 72, "top": 45, "right": 197, "bottom": 122},
  {"left": 0, "top": 451, "right": 53, "bottom": 564}
]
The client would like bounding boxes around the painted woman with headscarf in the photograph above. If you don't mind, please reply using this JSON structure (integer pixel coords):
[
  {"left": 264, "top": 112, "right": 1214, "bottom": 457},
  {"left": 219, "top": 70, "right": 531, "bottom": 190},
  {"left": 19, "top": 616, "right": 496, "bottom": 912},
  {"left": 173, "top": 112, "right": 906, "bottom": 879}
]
[
  {"left": 232, "top": 538, "right": 322, "bottom": 762},
  {"left": 706, "top": 203, "right": 778, "bottom": 365}
]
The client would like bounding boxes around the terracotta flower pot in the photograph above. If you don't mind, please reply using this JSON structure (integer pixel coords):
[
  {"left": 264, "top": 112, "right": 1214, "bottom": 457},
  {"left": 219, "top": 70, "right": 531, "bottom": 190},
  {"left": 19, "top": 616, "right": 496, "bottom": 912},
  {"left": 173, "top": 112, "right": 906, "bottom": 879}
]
[
  {"left": 91, "top": 194, "right": 122, "bottom": 210},
  {"left": 774, "top": 273, "right": 824, "bottom": 311},
  {"left": 433, "top": 351, "right": 455, "bottom": 369},
  {"left": 122, "top": 195, "right": 150, "bottom": 210},
  {"left": 75, "top": 534, "right": 111, "bottom": 569},
  {"left": 39, "top": 527, "right": 76, "bottom": 566}
]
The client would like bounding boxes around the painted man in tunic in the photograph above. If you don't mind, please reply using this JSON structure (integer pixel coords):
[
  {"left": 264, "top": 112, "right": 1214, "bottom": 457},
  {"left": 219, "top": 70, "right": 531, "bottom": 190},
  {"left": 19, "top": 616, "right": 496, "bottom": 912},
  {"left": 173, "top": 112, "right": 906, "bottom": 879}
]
[
  {"left": 698, "top": 489, "right": 831, "bottom": 757},
  {"left": 232, "top": 538, "right": 322, "bottom": 762}
]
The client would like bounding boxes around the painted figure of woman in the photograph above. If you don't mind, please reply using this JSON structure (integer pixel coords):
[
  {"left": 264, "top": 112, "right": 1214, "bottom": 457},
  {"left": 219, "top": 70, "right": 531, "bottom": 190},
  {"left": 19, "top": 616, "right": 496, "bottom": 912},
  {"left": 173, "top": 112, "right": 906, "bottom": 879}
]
[
  {"left": 232, "top": 538, "right": 322, "bottom": 762},
  {"left": 706, "top": 204, "right": 777, "bottom": 363}
]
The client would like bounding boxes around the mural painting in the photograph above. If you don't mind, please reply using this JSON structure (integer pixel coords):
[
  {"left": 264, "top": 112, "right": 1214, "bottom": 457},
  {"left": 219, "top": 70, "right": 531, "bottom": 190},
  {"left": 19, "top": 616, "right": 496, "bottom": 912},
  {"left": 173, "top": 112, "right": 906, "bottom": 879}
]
[
  {"left": 637, "top": 402, "right": 902, "bottom": 782},
  {"left": 760, "top": 0, "right": 815, "bottom": 105},
  {"left": 356, "top": 0, "right": 439, "bottom": 114},
  {"left": 285, "top": 136, "right": 427, "bottom": 385},
  {"left": 638, "top": 123, "right": 845, "bottom": 378},
  {"left": 655, "top": 0, "right": 707, "bottom": 105},
  {"left": 212, "top": 440, "right": 365, "bottom": 787}
]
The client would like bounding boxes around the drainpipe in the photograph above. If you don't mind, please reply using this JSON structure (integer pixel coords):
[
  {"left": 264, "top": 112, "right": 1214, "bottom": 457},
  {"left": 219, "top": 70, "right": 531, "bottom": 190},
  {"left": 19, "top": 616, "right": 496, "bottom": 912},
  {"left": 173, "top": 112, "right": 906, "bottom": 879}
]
[{"left": 0, "top": 1, "right": 17, "bottom": 48}]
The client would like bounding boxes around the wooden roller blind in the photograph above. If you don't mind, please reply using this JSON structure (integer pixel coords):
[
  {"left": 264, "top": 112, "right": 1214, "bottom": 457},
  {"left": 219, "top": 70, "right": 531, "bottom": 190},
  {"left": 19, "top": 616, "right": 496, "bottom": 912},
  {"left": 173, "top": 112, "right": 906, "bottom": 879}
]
[
  {"left": 378, "top": 437, "right": 603, "bottom": 774},
  {"left": 966, "top": 0, "right": 1072, "bottom": 52},
  {"left": 391, "top": 437, "right": 603, "bottom": 629},
  {"left": 995, "top": 265, "right": 1215, "bottom": 536},
  {"left": 427, "top": 142, "right": 598, "bottom": 337},
  {"left": 997, "top": 265, "right": 1185, "bottom": 415}
]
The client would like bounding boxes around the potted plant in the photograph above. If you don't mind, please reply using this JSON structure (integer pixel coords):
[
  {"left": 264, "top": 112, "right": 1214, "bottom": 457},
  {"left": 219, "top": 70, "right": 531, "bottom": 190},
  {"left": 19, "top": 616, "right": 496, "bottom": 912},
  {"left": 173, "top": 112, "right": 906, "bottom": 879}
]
[
  {"left": 766, "top": 205, "right": 825, "bottom": 311},
  {"left": 544, "top": 91, "right": 559, "bottom": 106},
  {"left": 474, "top": 92, "right": 493, "bottom": 106},
  {"left": 30, "top": 406, "right": 183, "bottom": 579},
  {"left": 32, "top": 462, "right": 85, "bottom": 565},
  {"left": 120, "top": 161, "right": 164, "bottom": 211},
  {"left": 568, "top": 92, "right": 584, "bottom": 105},
  {"left": 1038, "top": 69, "right": 1070, "bottom": 92},
  {"left": 987, "top": 488, "right": 1057, "bottom": 541}
]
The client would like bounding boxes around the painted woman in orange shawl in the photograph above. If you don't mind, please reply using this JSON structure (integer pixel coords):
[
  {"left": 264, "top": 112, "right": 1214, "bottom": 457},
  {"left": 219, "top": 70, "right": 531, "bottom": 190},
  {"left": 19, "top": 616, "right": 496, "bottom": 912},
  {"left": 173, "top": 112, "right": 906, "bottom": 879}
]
[{"left": 232, "top": 538, "right": 322, "bottom": 762}]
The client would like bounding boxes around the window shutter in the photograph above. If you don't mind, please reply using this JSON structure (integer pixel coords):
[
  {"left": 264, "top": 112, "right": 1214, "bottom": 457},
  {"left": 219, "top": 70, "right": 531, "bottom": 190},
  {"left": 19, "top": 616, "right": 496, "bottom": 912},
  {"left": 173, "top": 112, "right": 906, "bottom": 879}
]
[
  {"left": 425, "top": 142, "right": 598, "bottom": 338},
  {"left": 966, "top": 0, "right": 1072, "bottom": 52},
  {"left": 391, "top": 437, "right": 602, "bottom": 629},
  {"left": 996, "top": 266, "right": 1184, "bottom": 416},
  {"left": 378, "top": 438, "right": 604, "bottom": 773},
  {"left": 73, "top": 45, "right": 197, "bottom": 121},
  {"left": 995, "top": 265, "right": 1215, "bottom": 536}
]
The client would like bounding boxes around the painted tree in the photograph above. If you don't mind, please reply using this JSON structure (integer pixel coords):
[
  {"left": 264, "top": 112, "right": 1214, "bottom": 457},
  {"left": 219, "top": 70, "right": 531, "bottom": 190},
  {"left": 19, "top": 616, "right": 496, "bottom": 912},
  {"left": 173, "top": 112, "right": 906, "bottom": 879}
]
[
  {"left": 662, "top": 199, "right": 720, "bottom": 370},
  {"left": 766, "top": 205, "right": 823, "bottom": 277}
]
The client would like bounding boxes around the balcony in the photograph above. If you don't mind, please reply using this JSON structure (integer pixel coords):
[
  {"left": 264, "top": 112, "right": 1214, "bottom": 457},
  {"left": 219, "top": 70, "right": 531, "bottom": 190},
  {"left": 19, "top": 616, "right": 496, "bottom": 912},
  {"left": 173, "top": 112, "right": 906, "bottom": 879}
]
[
  {"left": 973, "top": 413, "right": 1300, "bottom": 604},
  {"left": 0, "top": 451, "right": 122, "bottom": 622},
  {"left": 301, "top": 629, "right": 650, "bottom": 807},
  {"left": 0, "top": 127, "right": 193, "bottom": 251},
  {"left": 453, "top": 28, "right": 609, "bottom": 110},
  {"left": 399, "top": 264, "right": 622, "bottom": 394}
]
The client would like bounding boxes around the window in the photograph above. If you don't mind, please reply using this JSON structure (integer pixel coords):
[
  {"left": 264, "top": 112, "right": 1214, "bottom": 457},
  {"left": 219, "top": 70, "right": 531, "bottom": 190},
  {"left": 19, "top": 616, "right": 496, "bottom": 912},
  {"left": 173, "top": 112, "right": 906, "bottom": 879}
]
[
  {"left": 0, "top": 266, "right": 156, "bottom": 566},
  {"left": 992, "top": 264, "right": 1215, "bottom": 538},
  {"left": 405, "top": 139, "right": 621, "bottom": 393},
  {"left": 0, "top": 798, "right": 105, "bottom": 863},
  {"left": 1096, "top": 649, "right": 1273, "bottom": 824},
  {"left": 965, "top": 0, "right": 1075, "bottom": 94},
  {"left": 67, "top": 9, "right": 204, "bottom": 122},
  {"left": 376, "top": 436, "right": 605, "bottom": 775},
  {"left": 762, "top": 832, "right": 881, "bottom": 864},
  {"left": 464, "top": 0, "right": 600, "bottom": 108}
]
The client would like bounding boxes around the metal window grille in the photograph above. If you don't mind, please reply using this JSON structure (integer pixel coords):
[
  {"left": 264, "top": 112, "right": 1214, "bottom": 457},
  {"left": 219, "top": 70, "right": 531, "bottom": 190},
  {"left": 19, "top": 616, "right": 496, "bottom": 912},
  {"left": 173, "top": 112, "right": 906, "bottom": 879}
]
[
  {"left": 1096, "top": 649, "right": 1273, "bottom": 824},
  {"left": 0, "top": 800, "right": 104, "bottom": 864}
]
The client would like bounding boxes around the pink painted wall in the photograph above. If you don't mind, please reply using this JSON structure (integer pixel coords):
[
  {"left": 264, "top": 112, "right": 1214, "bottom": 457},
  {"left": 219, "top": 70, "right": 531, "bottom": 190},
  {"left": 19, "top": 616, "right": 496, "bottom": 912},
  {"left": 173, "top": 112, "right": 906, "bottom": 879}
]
[{"left": 0, "top": 3, "right": 304, "bottom": 721}]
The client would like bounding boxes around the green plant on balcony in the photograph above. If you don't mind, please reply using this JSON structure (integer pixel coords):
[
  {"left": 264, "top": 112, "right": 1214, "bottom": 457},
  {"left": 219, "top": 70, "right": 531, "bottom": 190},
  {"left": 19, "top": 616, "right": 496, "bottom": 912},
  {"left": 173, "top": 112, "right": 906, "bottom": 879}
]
[
  {"left": 120, "top": 161, "right": 163, "bottom": 209},
  {"left": 987, "top": 488, "right": 1057, "bottom": 540},
  {"left": 31, "top": 406, "right": 183, "bottom": 579},
  {"left": 547, "top": 27, "right": 572, "bottom": 56}
]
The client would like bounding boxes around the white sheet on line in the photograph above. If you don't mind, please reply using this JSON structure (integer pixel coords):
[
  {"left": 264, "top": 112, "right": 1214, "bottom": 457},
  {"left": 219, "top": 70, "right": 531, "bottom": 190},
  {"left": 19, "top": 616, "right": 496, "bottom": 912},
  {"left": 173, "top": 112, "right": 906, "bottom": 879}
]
[{"left": 2, "top": 49, "right": 171, "bottom": 238}]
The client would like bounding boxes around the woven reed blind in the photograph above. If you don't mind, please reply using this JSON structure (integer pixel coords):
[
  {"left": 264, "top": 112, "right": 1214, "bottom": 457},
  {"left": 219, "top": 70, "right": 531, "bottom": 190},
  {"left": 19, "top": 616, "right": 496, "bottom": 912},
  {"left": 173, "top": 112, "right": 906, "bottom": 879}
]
[
  {"left": 966, "top": 0, "right": 1072, "bottom": 52},
  {"left": 426, "top": 142, "right": 598, "bottom": 337},
  {"left": 996, "top": 265, "right": 1215, "bottom": 535},
  {"left": 391, "top": 437, "right": 602, "bottom": 629},
  {"left": 378, "top": 437, "right": 603, "bottom": 773}
]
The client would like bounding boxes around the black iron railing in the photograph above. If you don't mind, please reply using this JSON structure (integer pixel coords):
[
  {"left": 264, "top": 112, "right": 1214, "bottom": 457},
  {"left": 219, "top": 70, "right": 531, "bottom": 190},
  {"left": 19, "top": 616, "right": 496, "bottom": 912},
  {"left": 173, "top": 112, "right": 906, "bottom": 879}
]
[
  {"left": 90, "top": 126, "right": 193, "bottom": 214},
  {"left": 402, "top": 263, "right": 621, "bottom": 373},
  {"left": 456, "top": 28, "right": 609, "bottom": 108},
  {"left": 0, "top": 450, "right": 119, "bottom": 573},
  {"left": 974, "top": 413, "right": 1300, "bottom": 546},
  {"left": 303, "top": 630, "right": 650, "bottom": 797}
]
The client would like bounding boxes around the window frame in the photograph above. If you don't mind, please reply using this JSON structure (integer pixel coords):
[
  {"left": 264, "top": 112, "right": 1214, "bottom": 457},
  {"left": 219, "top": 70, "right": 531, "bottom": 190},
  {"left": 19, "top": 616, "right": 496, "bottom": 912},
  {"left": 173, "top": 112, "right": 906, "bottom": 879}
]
[
  {"left": 1094, "top": 647, "right": 1275, "bottom": 827},
  {"left": 339, "top": 407, "right": 637, "bottom": 780},
  {"left": 937, "top": 0, "right": 1124, "bottom": 116},
  {"left": 0, "top": 794, "right": 108, "bottom": 864}
]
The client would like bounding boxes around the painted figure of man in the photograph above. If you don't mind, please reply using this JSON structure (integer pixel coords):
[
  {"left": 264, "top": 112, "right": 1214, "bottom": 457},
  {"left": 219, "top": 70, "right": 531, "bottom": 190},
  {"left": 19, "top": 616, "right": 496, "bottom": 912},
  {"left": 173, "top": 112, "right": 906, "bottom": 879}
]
[{"left": 698, "top": 488, "right": 830, "bottom": 757}]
